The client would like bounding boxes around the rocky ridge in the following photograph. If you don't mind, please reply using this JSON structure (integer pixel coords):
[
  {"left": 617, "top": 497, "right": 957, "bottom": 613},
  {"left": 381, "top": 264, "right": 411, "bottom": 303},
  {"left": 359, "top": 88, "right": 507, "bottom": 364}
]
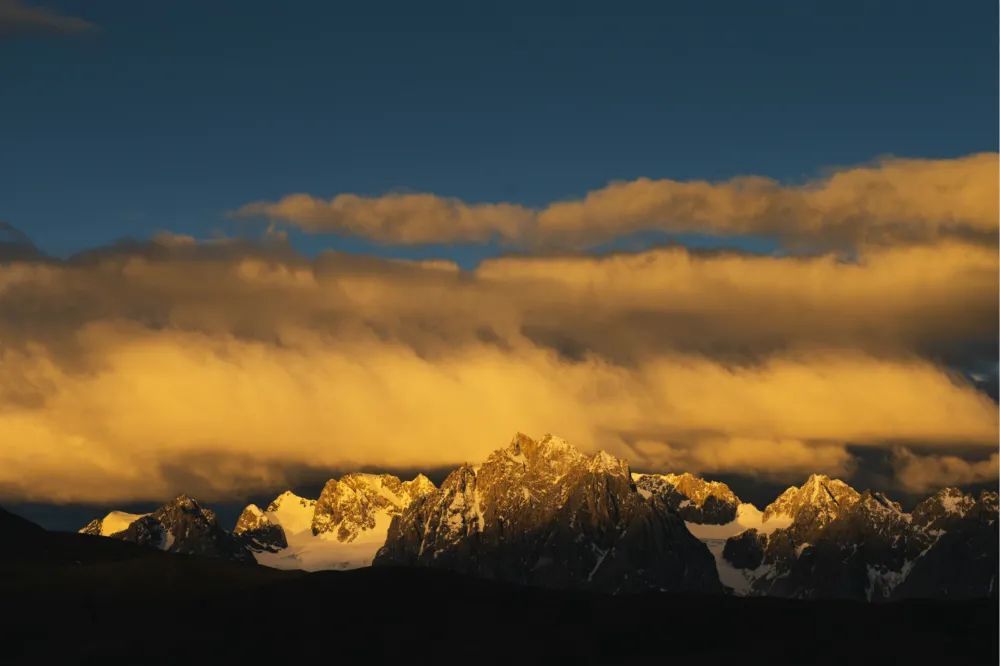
[
  {"left": 235, "top": 473, "right": 436, "bottom": 571},
  {"left": 373, "top": 433, "right": 722, "bottom": 594},
  {"left": 82, "top": 495, "right": 255, "bottom": 563},
  {"left": 633, "top": 472, "right": 741, "bottom": 523},
  {"left": 74, "top": 434, "right": 999, "bottom": 600},
  {"left": 718, "top": 476, "right": 999, "bottom": 601}
]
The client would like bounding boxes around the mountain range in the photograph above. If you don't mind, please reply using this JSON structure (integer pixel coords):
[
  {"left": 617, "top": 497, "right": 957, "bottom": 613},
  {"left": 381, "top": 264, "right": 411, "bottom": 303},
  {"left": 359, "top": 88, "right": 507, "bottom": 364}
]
[{"left": 73, "top": 432, "right": 998, "bottom": 601}]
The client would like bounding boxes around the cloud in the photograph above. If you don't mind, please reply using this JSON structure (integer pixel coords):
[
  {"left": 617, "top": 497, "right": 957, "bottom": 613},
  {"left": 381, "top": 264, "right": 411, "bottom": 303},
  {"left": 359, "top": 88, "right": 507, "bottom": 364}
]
[
  {"left": 0, "top": 236, "right": 995, "bottom": 502},
  {"left": 236, "top": 193, "right": 533, "bottom": 245},
  {"left": 631, "top": 438, "right": 857, "bottom": 479},
  {"left": 891, "top": 447, "right": 999, "bottom": 493},
  {"left": 0, "top": 0, "right": 95, "bottom": 37},
  {"left": 235, "top": 153, "right": 999, "bottom": 250}
]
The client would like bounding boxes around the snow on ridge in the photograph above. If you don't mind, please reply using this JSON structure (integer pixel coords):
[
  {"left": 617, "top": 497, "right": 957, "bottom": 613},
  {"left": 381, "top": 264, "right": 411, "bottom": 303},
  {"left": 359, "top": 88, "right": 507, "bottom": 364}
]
[{"left": 97, "top": 511, "right": 148, "bottom": 536}]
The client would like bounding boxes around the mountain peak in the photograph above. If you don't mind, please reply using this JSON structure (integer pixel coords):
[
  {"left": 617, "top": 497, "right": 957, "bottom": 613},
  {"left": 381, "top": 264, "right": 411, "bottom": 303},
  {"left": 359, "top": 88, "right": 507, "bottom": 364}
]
[
  {"left": 311, "top": 471, "right": 436, "bottom": 540},
  {"left": 633, "top": 472, "right": 741, "bottom": 524},
  {"left": 266, "top": 490, "right": 315, "bottom": 513},
  {"left": 588, "top": 450, "right": 629, "bottom": 476},
  {"left": 763, "top": 474, "right": 860, "bottom": 525},
  {"left": 234, "top": 503, "right": 287, "bottom": 552},
  {"left": 375, "top": 433, "right": 723, "bottom": 594}
]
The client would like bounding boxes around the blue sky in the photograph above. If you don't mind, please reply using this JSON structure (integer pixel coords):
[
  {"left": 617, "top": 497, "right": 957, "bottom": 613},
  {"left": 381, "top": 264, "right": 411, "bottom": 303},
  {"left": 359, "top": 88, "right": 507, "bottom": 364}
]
[{"left": 2, "top": 0, "right": 997, "bottom": 267}]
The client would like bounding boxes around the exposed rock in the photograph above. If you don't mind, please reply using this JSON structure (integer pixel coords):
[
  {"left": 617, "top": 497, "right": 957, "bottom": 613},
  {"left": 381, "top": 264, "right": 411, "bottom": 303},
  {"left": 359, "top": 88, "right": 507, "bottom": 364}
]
[
  {"left": 722, "top": 479, "right": 1000, "bottom": 601},
  {"left": 233, "top": 474, "right": 436, "bottom": 571},
  {"left": 633, "top": 472, "right": 740, "bottom": 524},
  {"left": 375, "top": 433, "right": 722, "bottom": 594},
  {"left": 892, "top": 490, "right": 999, "bottom": 600},
  {"left": 312, "top": 472, "right": 434, "bottom": 540},
  {"left": 112, "top": 495, "right": 254, "bottom": 563},
  {"left": 723, "top": 529, "right": 765, "bottom": 569},
  {"left": 234, "top": 504, "right": 287, "bottom": 552}
]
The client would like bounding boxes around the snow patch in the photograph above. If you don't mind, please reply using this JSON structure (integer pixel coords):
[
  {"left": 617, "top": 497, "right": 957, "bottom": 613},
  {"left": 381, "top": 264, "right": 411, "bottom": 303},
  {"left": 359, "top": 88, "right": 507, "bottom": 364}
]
[
  {"left": 684, "top": 503, "right": 790, "bottom": 540},
  {"left": 98, "top": 511, "right": 147, "bottom": 536}
]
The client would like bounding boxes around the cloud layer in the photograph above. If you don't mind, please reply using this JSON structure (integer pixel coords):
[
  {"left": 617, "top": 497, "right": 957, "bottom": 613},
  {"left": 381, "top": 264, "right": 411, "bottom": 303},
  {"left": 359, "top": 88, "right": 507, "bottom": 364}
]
[
  {"left": 236, "top": 153, "right": 998, "bottom": 250},
  {"left": 0, "top": 225, "right": 995, "bottom": 502}
]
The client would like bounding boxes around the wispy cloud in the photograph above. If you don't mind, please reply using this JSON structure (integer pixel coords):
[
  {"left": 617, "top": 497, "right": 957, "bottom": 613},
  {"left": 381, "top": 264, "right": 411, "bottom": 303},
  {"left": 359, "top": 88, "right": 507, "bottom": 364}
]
[
  {"left": 0, "top": 0, "right": 95, "bottom": 38},
  {"left": 234, "top": 153, "right": 999, "bottom": 251}
]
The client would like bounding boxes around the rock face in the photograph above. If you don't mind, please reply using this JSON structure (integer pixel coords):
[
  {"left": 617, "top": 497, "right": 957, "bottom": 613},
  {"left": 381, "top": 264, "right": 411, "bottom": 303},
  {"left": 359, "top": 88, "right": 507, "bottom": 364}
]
[
  {"left": 239, "top": 474, "right": 436, "bottom": 571},
  {"left": 633, "top": 472, "right": 740, "bottom": 524},
  {"left": 719, "top": 477, "right": 1000, "bottom": 601},
  {"left": 312, "top": 473, "right": 435, "bottom": 540},
  {"left": 374, "top": 433, "right": 722, "bottom": 594},
  {"left": 722, "top": 529, "right": 765, "bottom": 570},
  {"left": 233, "top": 504, "right": 287, "bottom": 552},
  {"left": 100, "top": 495, "right": 255, "bottom": 563},
  {"left": 891, "top": 489, "right": 999, "bottom": 600}
]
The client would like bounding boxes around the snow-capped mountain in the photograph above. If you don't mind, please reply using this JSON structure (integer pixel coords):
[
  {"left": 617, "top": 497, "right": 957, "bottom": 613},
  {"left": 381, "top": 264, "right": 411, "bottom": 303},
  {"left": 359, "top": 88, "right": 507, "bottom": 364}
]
[
  {"left": 80, "top": 511, "right": 149, "bottom": 537},
  {"left": 373, "top": 433, "right": 722, "bottom": 594},
  {"left": 715, "top": 476, "right": 999, "bottom": 601},
  {"left": 234, "top": 473, "right": 436, "bottom": 571},
  {"left": 633, "top": 472, "right": 741, "bottom": 523},
  {"left": 81, "top": 495, "right": 254, "bottom": 563},
  {"left": 73, "top": 434, "right": 998, "bottom": 601}
]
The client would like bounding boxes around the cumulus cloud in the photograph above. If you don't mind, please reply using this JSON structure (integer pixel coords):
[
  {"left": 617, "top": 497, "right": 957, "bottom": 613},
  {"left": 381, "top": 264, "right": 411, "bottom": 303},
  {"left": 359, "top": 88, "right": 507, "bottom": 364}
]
[
  {"left": 892, "top": 447, "right": 999, "bottom": 493},
  {"left": 0, "top": 236, "right": 995, "bottom": 502},
  {"left": 0, "top": 0, "right": 95, "bottom": 37},
  {"left": 235, "top": 153, "right": 999, "bottom": 250}
]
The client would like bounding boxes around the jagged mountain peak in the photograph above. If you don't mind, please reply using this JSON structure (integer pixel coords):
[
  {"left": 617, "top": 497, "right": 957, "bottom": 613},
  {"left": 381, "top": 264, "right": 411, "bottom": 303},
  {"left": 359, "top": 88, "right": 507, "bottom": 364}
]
[
  {"left": 763, "top": 474, "right": 860, "bottom": 525},
  {"left": 403, "top": 473, "right": 436, "bottom": 496},
  {"left": 507, "top": 432, "right": 585, "bottom": 465},
  {"left": 163, "top": 493, "right": 206, "bottom": 512},
  {"left": 978, "top": 489, "right": 999, "bottom": 514},
  {"left": 266, "top": 490, "right": 316, "bottom": 513},
  {"left": 911, "top": 487, "right": 977, "bottom": 530},
  {"left": 857, "top": 490, "right": 906, "bottom": 518},
  {"left": 79, "top": 494, "right": 254, "bottom": 563},
  {"left": 375, "top": 432, "right": 722, "bottom": 594},
  {"left": 632, "top": 471, "right": 740, "bottom": 524},
  {"left": 311, "top": 471, "right": 436, "bottom": 540},
  {"left": 588, "top": 450, "right": 629, "bottom": 476},
  {"left": 234, "top": 503, "right": 287, "bottom": 553}
]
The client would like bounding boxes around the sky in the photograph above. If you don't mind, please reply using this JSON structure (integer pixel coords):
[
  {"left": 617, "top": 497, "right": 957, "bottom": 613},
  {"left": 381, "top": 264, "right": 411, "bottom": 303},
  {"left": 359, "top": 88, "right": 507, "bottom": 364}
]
[{"left": 0, "top": 1, "right": 997, "bottom": 528}]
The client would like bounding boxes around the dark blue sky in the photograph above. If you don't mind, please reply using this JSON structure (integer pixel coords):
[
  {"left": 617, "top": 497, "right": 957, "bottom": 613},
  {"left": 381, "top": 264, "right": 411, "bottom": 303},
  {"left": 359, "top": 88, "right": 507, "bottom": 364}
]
[{"left": 2, "top": 0, "right": 997, "bottom": 265}]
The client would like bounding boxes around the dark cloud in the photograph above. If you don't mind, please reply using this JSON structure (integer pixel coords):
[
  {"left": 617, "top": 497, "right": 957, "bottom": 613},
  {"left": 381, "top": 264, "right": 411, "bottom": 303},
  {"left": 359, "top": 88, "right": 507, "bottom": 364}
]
[{"left": 0, "top": 0, "right": 95, "bottom": 37}]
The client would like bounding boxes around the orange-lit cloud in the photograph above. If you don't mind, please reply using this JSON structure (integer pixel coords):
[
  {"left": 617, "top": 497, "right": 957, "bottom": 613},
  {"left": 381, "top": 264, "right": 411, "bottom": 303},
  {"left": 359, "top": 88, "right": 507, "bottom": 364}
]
[
  {"left": 235, "top": 153, "right": 998, "bottom": 249},
  {"left": 892, "top": 448, "right": 1000, "bottom": 493},
  {"left": 0, "top": 234, "right": 995, "bottom": 502}
]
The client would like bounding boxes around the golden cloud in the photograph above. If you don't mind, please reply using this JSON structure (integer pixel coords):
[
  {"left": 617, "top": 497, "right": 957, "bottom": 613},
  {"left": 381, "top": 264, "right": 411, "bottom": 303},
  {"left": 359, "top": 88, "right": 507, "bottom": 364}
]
[
  {"left": 235, "top": 153, "right": 999, "bottom": 249},
  {"left": 891, "top": 448, "right": 1000, "bottom": 493},
  {"left": 0, "top": 235, "right": 995, "bottom": 502}
]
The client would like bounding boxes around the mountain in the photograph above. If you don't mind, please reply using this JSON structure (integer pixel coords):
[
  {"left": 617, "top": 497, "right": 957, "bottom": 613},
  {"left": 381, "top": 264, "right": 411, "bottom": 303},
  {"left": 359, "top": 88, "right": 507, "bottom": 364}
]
[
  {"left": 81, "top": 495, "right": 254, "bottom": 563},
  {"left": 717, "top": 476, "right": 999, "bottom": 601},
  {"left": 69, "top": 439, "right": 998, "bottom": 601},
  {"left": 891, "top": 488, "right": 999, "bottom": 600},
  {"left": 374, "top": 433, "right": 722, "bottom": 594},
  {"left": 2, "top": 505, "right": 995, "bottom": 665},
  {"left": 233, "top": 504, "right": 287, "bottom": 552},
  {"left": 80, "top": 510, "right": 149, "bottom": 536},
  {"left": 234, "top": 473, "right": 436, "bottom": 571},
  {"left": 633, "top": 471, "right": 740, "bottom": 523}
]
